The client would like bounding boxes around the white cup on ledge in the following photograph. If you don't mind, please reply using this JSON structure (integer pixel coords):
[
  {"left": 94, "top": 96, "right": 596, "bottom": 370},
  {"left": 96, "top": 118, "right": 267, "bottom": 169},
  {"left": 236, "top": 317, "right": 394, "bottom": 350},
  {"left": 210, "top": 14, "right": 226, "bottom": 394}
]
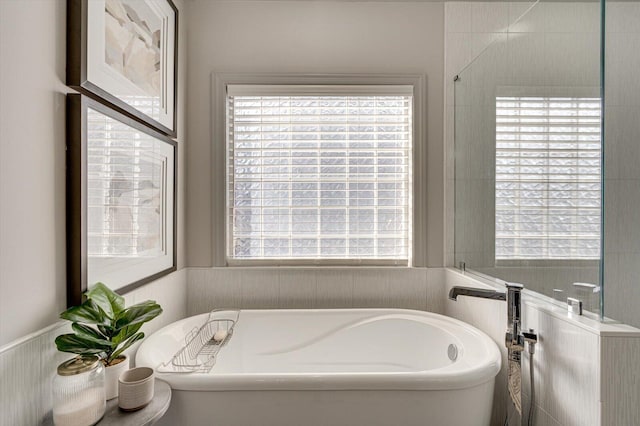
[{"left": 118, "top": 367, "right": 155, "bottom": 411}]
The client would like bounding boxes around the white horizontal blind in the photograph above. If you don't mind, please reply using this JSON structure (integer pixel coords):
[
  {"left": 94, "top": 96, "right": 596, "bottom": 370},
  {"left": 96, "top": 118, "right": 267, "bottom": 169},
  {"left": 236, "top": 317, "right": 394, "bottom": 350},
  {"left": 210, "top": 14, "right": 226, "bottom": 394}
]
[
  {"left": 227, "top": 91, "right": 412, "bottom": 262},
  {"left": 87, "top": 108, "right": 167, "bottom": 258},
  {"left": 495, "top": 96, "right": 601, "bottom": 260}
]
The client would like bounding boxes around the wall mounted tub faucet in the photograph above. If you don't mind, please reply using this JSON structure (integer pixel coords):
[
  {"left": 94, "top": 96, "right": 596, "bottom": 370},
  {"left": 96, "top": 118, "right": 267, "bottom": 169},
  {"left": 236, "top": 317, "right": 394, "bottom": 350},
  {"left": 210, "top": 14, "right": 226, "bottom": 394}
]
[
  {"left": 449, "top": 283, "right": 538, "bottom": 425},
  {"left": 448, "top": 283, "right": 532, "bottom": 352}
]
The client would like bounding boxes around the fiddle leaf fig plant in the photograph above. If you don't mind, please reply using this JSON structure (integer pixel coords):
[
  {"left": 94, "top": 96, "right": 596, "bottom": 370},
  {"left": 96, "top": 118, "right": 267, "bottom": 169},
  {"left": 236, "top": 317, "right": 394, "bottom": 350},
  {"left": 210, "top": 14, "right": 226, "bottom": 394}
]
[{"left": 55, "top": 283, "right": 163, "bottom": 366}]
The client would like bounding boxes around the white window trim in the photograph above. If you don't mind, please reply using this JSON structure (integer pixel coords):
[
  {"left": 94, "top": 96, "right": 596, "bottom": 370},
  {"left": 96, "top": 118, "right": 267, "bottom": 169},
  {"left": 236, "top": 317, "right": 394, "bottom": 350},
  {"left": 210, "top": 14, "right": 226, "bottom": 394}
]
[{"left": 211, "top": 73, "right": 427, "bottom": 267}]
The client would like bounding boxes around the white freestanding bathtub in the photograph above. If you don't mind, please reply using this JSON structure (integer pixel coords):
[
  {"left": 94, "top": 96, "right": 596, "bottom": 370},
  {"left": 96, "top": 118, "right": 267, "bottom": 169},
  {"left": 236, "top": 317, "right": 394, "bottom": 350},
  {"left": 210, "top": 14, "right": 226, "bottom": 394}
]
[{"left": 136, "top": 309, "right": 501, "bottom": 426}]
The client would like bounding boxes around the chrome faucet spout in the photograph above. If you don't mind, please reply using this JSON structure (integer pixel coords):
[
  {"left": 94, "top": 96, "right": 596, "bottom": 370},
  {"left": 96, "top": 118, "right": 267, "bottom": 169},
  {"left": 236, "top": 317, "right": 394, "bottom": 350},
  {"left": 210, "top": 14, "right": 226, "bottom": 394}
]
[
  {"left": 448, "top": 286, "right": 506, "bottom": 301},
  {"left": 448, "top": 283, "right": 526, "bottom": 352}
]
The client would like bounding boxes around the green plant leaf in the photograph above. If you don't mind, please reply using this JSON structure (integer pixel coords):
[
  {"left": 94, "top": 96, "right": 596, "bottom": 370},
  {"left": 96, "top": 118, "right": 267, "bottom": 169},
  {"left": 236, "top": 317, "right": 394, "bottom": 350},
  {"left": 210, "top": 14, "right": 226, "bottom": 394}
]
[
  {"left": 109, "top": 332, "right": 144, "bottom": 363},
  {"left": 114, "top": 301, "right": 162, "bottom": 331},
  {"left": 55, "top": 333, "right": 111, "bottom": 356},
  {"left": 85, "top": 282, "right": 124, "bottom": 319},
  {"left": 97, "top": 324, "right": 115, "bottom": 338},
  {"left": 57, "top": 289, "right": 162, "bottom": 363},
  {"left": 112, "top": 322, "right": 143, "bottom": 346},
  {"left": 71, "top": 323, "right": 113, "bottom": 347},
  {"left": 59, "top": 301, "right": 108, "bottom": 325},
  {"left": 71, "top": 323, "right": 106, "bottom": 339}
]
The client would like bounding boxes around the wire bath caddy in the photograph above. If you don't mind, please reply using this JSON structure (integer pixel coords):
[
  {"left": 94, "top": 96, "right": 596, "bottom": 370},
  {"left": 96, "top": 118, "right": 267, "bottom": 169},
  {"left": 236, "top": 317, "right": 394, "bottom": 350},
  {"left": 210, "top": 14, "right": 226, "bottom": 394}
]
[{"left": 157, "top": 310, "right": 240, "bottom": 373}]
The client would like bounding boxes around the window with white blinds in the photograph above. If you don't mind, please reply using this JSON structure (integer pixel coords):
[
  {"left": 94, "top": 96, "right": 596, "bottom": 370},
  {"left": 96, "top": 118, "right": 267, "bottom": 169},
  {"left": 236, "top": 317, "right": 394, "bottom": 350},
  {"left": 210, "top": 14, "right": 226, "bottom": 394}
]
[
  {"left": 227, "top": 85, "right": 413, "bottom": 263},
  {"left": 495, "top": 96, "right": 601, "bottom": 260}
]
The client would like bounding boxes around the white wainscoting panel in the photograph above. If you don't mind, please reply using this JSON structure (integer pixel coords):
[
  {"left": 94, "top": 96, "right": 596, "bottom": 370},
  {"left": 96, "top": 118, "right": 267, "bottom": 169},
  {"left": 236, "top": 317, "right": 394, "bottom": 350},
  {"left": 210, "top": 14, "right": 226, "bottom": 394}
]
[
  {"left": 187, "top": 267, "right": 435, "bottom": 316},
  {"left": 0, "top": 323, "right": 66, "bottom": 426},
  {"left": 0, "top": 269, "right": 187, "bottom": 426}
]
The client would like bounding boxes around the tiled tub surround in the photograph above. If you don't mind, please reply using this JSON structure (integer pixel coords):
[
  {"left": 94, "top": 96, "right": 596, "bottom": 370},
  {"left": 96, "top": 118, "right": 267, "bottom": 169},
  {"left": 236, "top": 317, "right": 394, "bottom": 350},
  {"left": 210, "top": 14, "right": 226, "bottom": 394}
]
[
  {"left": 188, "top": 267, "right": 640, "bottom": 425},
  {"left": 445, "top": 268, "right": 640, "bottom": 426},
  {"left": 2, "top": 267, "right": 639, "bottom": 426},
  {"left": 0, "top": 269, "right": 187, "bottom": 426},
  {"left": 443, "top": 4, "right": 640, "bottom": 423},
  {"left": 187, "top": 267, "right": 445, "bottom": 315}
]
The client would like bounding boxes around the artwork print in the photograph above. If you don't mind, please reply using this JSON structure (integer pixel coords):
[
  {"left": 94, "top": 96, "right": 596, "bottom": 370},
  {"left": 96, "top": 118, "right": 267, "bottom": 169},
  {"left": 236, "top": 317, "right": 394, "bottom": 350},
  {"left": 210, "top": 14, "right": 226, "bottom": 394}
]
[
  {"left": 105, "top": 0, "right": 162, "bottom": 106},
  {"left": 66, "top": 95, "right": 176, "bottom": 305},
  {"left": 67, "top": 0, "right": 177, "bottom": 136}
]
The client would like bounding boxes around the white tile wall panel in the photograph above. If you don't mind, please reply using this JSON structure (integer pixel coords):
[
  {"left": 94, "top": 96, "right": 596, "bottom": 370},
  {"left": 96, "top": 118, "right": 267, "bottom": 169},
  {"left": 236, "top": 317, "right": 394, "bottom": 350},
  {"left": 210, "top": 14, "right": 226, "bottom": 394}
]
[
  {"left": 544, "top": 2, "right": 600, "bottom": 34},
  {"left": 445, "top": 268, "right": 640, "bottom": 426},
  {"left": 522, "top": 303, "right": 600, "bottom": 426},
  {"left": 316, "top": 269, "right": 355, "bottom": 308},
  {"left": 508, "top": 1, "right": 538, "bottom": 32},
  {"left": 187, "top": 267, "right": 435, "bottom": 313},
  {"left": 600, "top": 336, "right": 640, "bottom": 425},
  {"left": 426, "top": 268, "right": 447, "bottom": 314},
  {"left": 532, "top": 405, "right": 563, "bottom": 426},
  {"left": 445, "top": 2, "right": 472, "bottom": 33},
  {"left": 471, "top": 2, "right": 510, "bottom": 34},
  {"left": 606, "top": 3, "right": 640, "bottom": 34},
  {"left": 605, "top": 252, "right": 640, "bottom": 330},
  {"left": 279, "top": 269, "right": 317, "bottom": 309},
  {"left": 352, "top": 269, "right": 392, "bottom": 308},
  {"left": 605, "top": 106, "right": 640, "bottom": 180},
  {"left": 388, "top": 268, "right": 429, "bottom": 311},
  {"left": 507, "top": 32, "right": 546, "bottom": 86},
  {"left": 544, "top": 32, "right": 600, "bottom": 86},
  {"left": 240, "top": 269, "right": 280, "bottom": 309},
  {"left": 605, "top": 33, "right": 640, "bottom": 107}
]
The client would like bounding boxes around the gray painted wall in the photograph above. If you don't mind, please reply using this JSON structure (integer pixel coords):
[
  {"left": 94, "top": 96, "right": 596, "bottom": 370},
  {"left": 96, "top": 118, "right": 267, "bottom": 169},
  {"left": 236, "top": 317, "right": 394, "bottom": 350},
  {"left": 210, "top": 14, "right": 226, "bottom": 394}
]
[
  {"left": 184, "top": 0, "right": 446, "bottom": 268},
  {"left": 0, "top": 0, "right": 189, "bottom": 346}
]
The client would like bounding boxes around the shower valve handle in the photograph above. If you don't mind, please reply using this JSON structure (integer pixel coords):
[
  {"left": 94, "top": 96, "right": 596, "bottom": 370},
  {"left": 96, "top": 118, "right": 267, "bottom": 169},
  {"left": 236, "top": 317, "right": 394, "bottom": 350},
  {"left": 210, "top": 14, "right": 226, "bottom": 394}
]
[{"left": 523, "top": 329, "right": 538, "bottom": 354}]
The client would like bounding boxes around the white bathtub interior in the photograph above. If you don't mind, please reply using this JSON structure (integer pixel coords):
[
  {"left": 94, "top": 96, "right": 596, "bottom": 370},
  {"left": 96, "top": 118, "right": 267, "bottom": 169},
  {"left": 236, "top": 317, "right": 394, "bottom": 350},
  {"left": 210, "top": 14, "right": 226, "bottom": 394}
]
[{"left": 137, "top": 308, "right": 501, "bottom": 425}]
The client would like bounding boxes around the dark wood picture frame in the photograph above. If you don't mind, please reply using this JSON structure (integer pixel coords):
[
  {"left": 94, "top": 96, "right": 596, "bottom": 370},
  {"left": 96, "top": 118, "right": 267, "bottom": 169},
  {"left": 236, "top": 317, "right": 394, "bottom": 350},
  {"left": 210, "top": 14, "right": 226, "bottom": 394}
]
[
  {"left": 66, "top": 94, "right": 177, "bottom": 307},
  {"left": 67, "top": 0, "right": 178, "bottom": 137}
]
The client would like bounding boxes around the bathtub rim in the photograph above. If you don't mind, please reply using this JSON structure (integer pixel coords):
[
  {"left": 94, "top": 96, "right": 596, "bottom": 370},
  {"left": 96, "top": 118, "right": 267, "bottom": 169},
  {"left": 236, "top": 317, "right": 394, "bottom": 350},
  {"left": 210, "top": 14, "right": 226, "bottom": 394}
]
[{"left": 136, "top": 308, "right": 502, "bottom": 392}]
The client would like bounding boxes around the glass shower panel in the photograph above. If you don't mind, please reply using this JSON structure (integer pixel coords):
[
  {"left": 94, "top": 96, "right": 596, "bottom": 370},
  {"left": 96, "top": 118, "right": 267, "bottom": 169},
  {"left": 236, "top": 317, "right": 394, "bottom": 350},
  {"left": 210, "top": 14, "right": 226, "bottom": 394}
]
[{"left": 453, "top": 0, "right": 604, "bottom": 315}]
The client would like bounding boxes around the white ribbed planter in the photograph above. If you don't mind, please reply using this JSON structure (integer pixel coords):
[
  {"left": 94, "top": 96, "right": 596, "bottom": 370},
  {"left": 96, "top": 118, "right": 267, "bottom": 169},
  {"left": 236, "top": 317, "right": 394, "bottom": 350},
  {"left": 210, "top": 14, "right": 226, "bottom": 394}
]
[{"left": 104, "top": 356, "right": 129, "bottom": 400}]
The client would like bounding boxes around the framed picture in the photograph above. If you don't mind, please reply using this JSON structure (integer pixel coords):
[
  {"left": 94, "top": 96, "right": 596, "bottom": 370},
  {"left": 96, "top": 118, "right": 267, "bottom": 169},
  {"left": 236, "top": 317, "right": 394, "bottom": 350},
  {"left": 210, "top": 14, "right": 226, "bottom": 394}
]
[
  {"left": 67, "top": 0, "right": 178, "bottom": 136},
  {"left": 67, "top": 94, "right": 177, "bottom": 306}
]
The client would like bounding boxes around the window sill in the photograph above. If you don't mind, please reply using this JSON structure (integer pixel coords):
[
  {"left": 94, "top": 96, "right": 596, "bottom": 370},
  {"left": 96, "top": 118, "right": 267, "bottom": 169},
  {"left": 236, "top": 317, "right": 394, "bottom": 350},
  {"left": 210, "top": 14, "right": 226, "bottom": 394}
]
[{"left": 225, "top": 259, "right": 411, "bottom": 268}]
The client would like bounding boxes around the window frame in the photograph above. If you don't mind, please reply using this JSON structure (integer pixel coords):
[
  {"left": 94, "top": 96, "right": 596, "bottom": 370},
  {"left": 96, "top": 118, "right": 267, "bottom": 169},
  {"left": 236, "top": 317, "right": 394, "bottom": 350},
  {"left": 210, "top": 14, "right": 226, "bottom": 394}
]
[{"left": 211, "top": 73, "right": 427, "bottom": 267}]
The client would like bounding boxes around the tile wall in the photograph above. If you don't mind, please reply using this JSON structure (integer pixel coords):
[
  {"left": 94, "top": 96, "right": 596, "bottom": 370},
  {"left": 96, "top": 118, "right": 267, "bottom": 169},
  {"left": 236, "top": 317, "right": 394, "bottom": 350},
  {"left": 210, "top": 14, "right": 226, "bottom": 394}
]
[
  {"left": 3, "top": 267, "right": 638, "bottom": 426},
  {"left": 187, "top": 267, "right": 445, "bottom": 315},
  {"left": 603, "top": 1, "right": 640, "bottom": 329},
  {"left": 444, "top": 0, "right": 640, "bottom": 330},
  {"left": 444, "top": 1, "right": 608, "bottom": 316},
  {"left": 600, "top": 335, "right": 640, "bottom": 424},
  {"left": 444, "top": 268, "right": 640, "bottom": 426}
]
